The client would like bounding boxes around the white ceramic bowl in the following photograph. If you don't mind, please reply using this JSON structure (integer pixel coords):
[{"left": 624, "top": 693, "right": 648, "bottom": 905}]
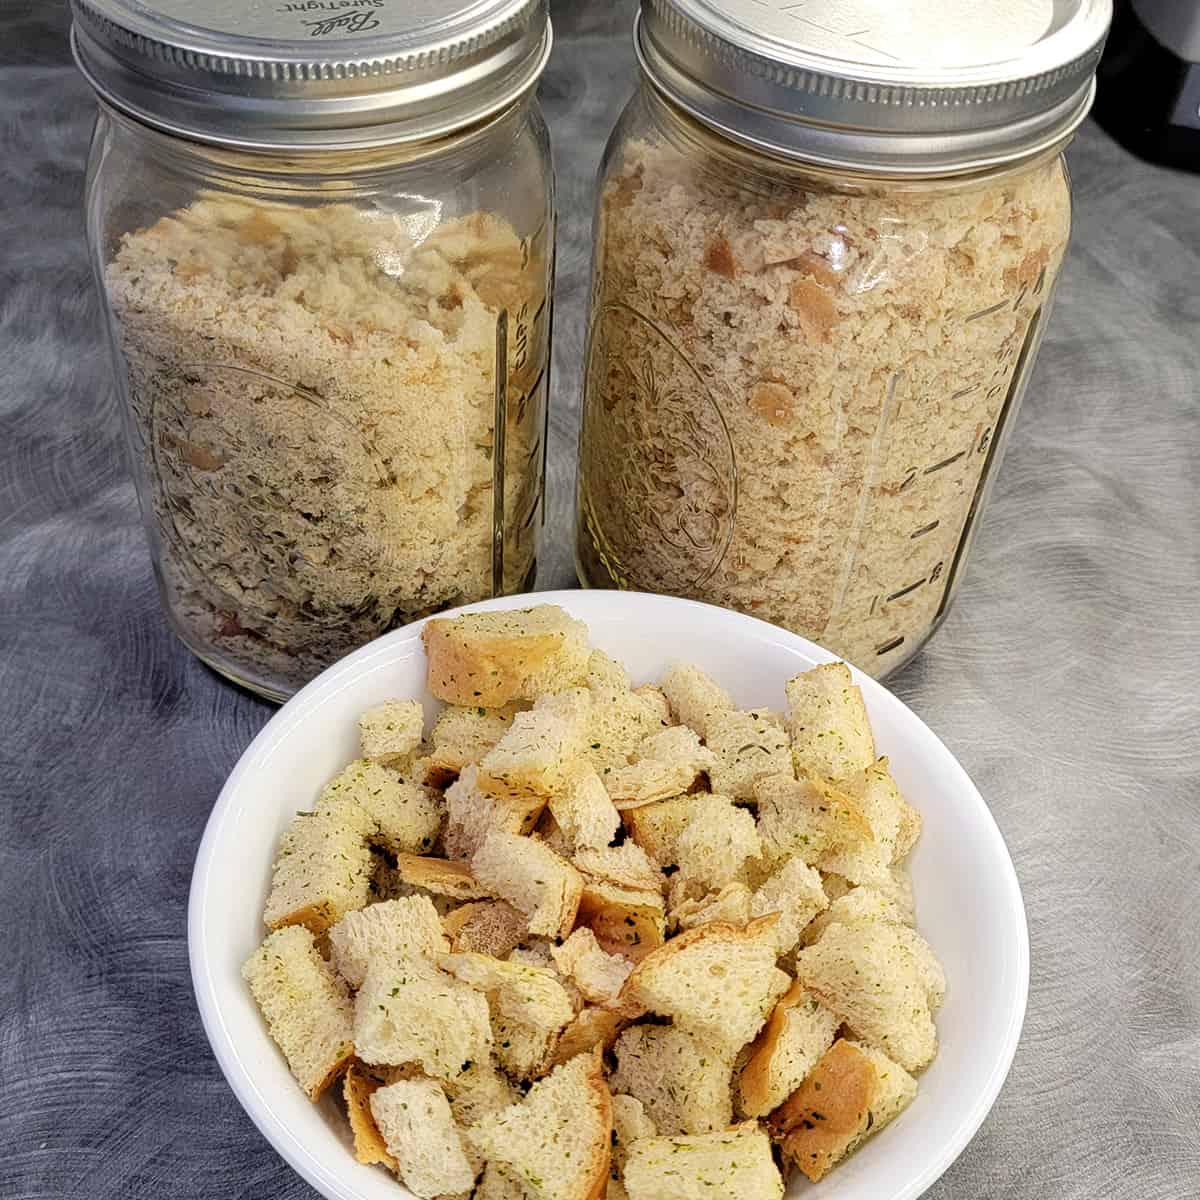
[{"left": 189, "top": 590, "right": 1028, "bottom": 1200}]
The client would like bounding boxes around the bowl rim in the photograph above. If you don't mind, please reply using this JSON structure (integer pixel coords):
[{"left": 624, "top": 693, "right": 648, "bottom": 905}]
[{"left": 188, "top": 589, "right": 1029, "bottom": 1200}]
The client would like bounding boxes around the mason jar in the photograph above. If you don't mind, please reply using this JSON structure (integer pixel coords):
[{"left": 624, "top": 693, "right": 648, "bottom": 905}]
[
  {"left": 74, "top": 0, "right": 555, "bottom": 700},
  {"left": 577, "top": 0, "right": 1110, "bottom": 677}
]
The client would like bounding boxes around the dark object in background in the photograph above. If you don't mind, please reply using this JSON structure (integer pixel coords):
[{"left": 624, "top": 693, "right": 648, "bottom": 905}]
[{"left": 1094, "top": 0, "right": 1200, "bottom": 169}]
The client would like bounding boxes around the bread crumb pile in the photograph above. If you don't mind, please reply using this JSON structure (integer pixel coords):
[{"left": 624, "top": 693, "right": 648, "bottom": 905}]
[
  {"left": 106, "top": 198, "right": 543, "bottom": 691},
  {"left": 578, "top": 131, "right": 1071, "bottom": 673},
  {"left": 243, "top": 604, "right": 945, "bottom": 1197}
]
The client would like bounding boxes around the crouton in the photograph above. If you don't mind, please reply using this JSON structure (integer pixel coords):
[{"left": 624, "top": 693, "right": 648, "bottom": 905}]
[
  {"left": 392, "top": 853, "right": 490, "bottom": 901},
  {"left": 443, "top": 899, "right": 528, "bottom": 958},
  {"left": 610, "top": 1024, "right": 735, "bottom": 1135},
  {"left": 671, "top": 882, "right": 753, "bottom": 933},
  {"left": 738, "top": 980, "right": 839, "bottom": 1117},
  {"left": 466, "top": 1051, "right": 612, "bottom": 1200},
  {"left": 768, "top": 1038, "right": 917, "bottom": 1182},
  {"left": 622, "top": 1122, "right": 783, "bottom": 1200},
  {"left": 785, "top": 662, "right": 876, "bottom": 781},
  {"left": 423, "top": 605, "right": 590, "bottom": 708},
  {"left": 242, "top": 925, "right": 354, "bottom": 1100},
  {"left": 552, "top": 1006, "right": 627, "bottom": 1067},
  {"left": 620, "top": 794, "right": 704, "bottom": 867},
  {"left": 440, "top": 952, "right": 576, "bottom": 1035},
  {"left": 424, "top": 702, "right": 524, "bottom": 781},
  {"left": 475, "top": 1165, "right": 526, "bottom": 1199},
  {"left": 548, "top": 761, "right": 621, "bottom": 852},
  {"left": 479, "top": 690, "right": 592, "bottom": 802},
  {"left": 492, "top": 1013, "right": 560, "bottom": 1080},
  {"left": 606, "top": 727, "right": 718, "bottom": 808},
  {"left": 671, "top": 794, "right": 763, "bottom": 904},
  {"left": 705, "top": 709, "right": 793, "bottom": 802},
  {"left": 444, "top": 1058, "right": 520, "bottom": 1128},
  {"left": 620, "top": 917, "right": 788, "bottom": 1050},
  {"left": 750, "top": 857, "right": 828, "bottom": 954},
  {"left": 585, "top": 649, "right": 631, "bottom": 691},
  {"left": 658, "top": 663, "right": 734, "bottom": 739},
  {"left": 609, "top": 1094, "right": 656, "bottom": 1196},
  {"left": 754, "top": 772, "right": 873, "bottom": 869},
  {"left": 794, "top": 920, "right": 938, "bottom": 1072},
  {"left": 318, "top": 758, "right": 443, "bottom": 856},
  {"left": 631, "top": 685, "right": 671, "bottom": 724},
  {"left": 370, "top": 1077, "right": 477, "bottom": 1198},
  {"left": 358, "top": 699, "right": 425, "bottom": 767},
  {"left": 444, "top": 764, "right": 541, "bottom": 862},
  {"left": 895, "top": 797, "right": 923, "bottom": 859},
  {"left": 342, "top": 1063, "right": 397, "bottom": 1169},
  {"left": 353, "top": 956, "right": 492, "bottom": 1080},
  {"left": 576, "top": 879, "right": 666, "bottom": 960},
  {"left": 472, "top": 831, "right": 584, "bottom": 939},
  {"left": 816, "top": 758, "right": 910, "bottom": 883},
  {"left": 574, "top": 843, "right": 664, "bottom": 893},
  {"left": 263, "top": 807, "right": 375, "bottom": 934},
  {"left": 327, "top": 894, "right": 449, "bottom": 988},
  {"left": 585, "top": 684, "right": 672, "bottom": 777},
  {"left": 551, "top": 928, "right": 636, "bottom": 1009}
]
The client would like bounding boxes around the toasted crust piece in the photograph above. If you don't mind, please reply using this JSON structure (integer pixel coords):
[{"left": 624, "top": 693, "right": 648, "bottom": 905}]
[
  {"left": 552, "top": 1006, "right": 628, "bottom": 1067},
  {"left": 551, "top": 928, "right": 636, "bottom": 1009},
  {"left": 705, "top": 709, "right": 793, "bottom": 802},
  {"left": 574, "top": 843, "right": 664, "bottom": 893},
  {"left": 370, "top": 1077, "right": 477, "bottom": 1198},
  {"left": 620, "top": 794, "right": 704, "bottom": 868},
  {"left": 425, "top": 702, "right": 523, "bottom": 780},
  {"left": 785, "top": 662, "right": 876, "bottom": 781},
  {"left": 576, "top": 879, "right": 666, "bottom": 961},
  {"left": 358, "top": 699, "right": 425, "bottom": 767},
  {"left": 328, "top": 894, "right": 449, "bottom": 988},
  {"left": 443, "top": 899, "right": 528, "bottom": 958},
  {"left": 658, "top": 663, "right": 735, "bottom": 740},
  {"left": 754, "top": 772, "right": 873, "bottom": 869},
  {"left": 479, "top": 690, "right": 592, "bottom": 802},
  {"left": 738, "top": 980, "right": 839, "bottom": 1117},
  {"left": 472, "top": 831, "right": 584, "bottom": 939},
  {"left": 620, "top": 916, "right": 788, "bottom": 1051},
  {"left": 318, "top": 759, "right": 443, "bottom": 857},
  {"left": 263, "top": 806, "right": 375, "bottom": 935},
  {"left": 670, "top": 793, "right": 763, "bottom": 904},
  {"left": 769, "top": 1038, "right": 917, "bottom": 1182},
  {"left": 671, "top": 882, "right": 753, "bottom": 933},
  {"left": 622, "top": 1122, "right": 783, "bottom": 1200},
  {"left": 548, "top": 761, "right": 622, "bottom": 853},
  {"left": 242, "top": 925, "right": 355, "bottom": 1100},
  {"left": 606, "top": 727, "right": 718, "bottom": 809},
  {"left": 392, "top": 853, "right": 490, "bottom": 900},
  {"left": 467, "top": 1051, "right": 613, "bottom": 1200},
  {"left": 343, "top": 1064, "right": 398, "bottom": 1169},
  {"left": 423, "top": 605, "right": 590, "bottom": 708}
]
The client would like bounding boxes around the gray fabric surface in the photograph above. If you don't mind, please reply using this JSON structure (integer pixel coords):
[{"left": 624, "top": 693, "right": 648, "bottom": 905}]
[{"left": 1, "top": 3, "right": 1198, "bottom": 1197}]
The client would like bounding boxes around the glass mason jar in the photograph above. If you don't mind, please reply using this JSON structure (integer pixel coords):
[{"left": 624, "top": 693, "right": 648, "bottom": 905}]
[
  {"left": 578, "top": 0, "right": 1110, "bottom": 678},
  {"left": 74, "top": 0, "right": 554, "bottom": 700}
]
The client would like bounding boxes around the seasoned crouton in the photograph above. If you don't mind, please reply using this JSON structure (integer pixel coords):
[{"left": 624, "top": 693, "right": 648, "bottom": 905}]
[
  {"left": 552, "top": 1006, "right": 627, "bottom": 1067},
  {"left": 444, "top": 764, "right": 541, "bottom": 862},
  {"left": 585, "top": 683, "right": 672, "bottom": 777},
  {"left": 353, "top": 957, "right": 492, "bottom": 1080},
  {"left": 817, "top": 757, "right": 910, "bottom": 883},
  {"left": 738, "top": 980, "right": 839, "bottom": 1117},
  {"left": 574, "top": 843, "right": 664, "bottom": 893},
  {"left": 606, "top": 727, "right": 718, "bottom": 808},
  {"left": 622, "top": 1122, "right": 783, "bottom": 1200},
  {"left": 444, "top": 1059, "right": 520, "bottom": 1129},
  {"left": 671, "top": 793, "right": 763, "bottom": 904},
  {"left": 895, "top": 797, "right": 923, "bottom": 860},
  {"left": 423, "top": 605, "right": 590, "bottom": 708},
  {"left": 424, "top": 702, "right": 524, "bottom": 781},
  {"left": 343, "top": 1063, "right": 397, "bottom": 1169},
  {"left": 670, "top": 882, "right": 753, "bottom": 933},
  {"left": 658, "top": 663, "right": 734, "bottom": 740},
  {"left": 585, "top": 649, "right": 631, "bottom": 691},
  {"left": 472, "top": 831, "right": 584, "bottom": 939},
  {"left": 768, "top": 1038, "right": 917, "bottom": 1182},
  {"left": 551, "top": 928, "right": 636, "bottom": 1009},
  {"left": 263, "top": 806, "right": 375, "bottom": 934},
  {"left": 492, "top": 1013, "right": 560, "bottom": 1081},
  {"left": 479, "top": 689, "right": 592, "bottom": 802},
  {"left": 242, "top": 925, "right": 354, "bottom": 1100},
  {"left": 475, "top": 1165, "right": 526, "bottom": 1199},
  {"left": 443, "top": 899, "right": 528, "bottom": 958},
  {"left": 754, "top": 772, "right": 873, "bottom": 869},
  {"left": 370, "top": 1077, "right": 476, "bottom": 1198},
  {"left": 392, "top": 854, "right": 490, "bottom": 901},
  {"left": 466, "top": 1051, "right": 612, "bottom": 1200},
  {"left": 358, "top": 699, "right": 424, "bottom": 767},
  {"left": 750, "top": 857, "right": 828, "bottom": 954},
  {"left": 610, "top": 1094, "right": 657, "bottom": 1180},
  {"left": 318, "top": 758, "right": 442, "bottom": 856},
  {"left": 631, "top": 685, "right": 670, "bottom": 724},
  {"left": 440, "top": 952, "right": 576, "bottom": 1035},
  {"left": 785, "top": 662, "right": 876, "bottom": 781},
  {"left": 548, "top": 761, "right": 621, "bottom": 852},
  {"left": 705, "top": 709, "right": 793, "bottom": 802},
  {"left": 620, "top": 917, "right": 788, "bottom": 1051},
  {"left": 328, "top": 894, "right": 449, "bottom": 988},
  {"left": 621, "top": 793, "right": 704, "bottom": 868},
  {"left": 576, "top": 879, "right": 666, "bottom": 961},
  {"left": 794, "top": 920, "right": 938, "bottom": 1072},
  {"left": 610, "top": 1023, "right": 735, "bottom": 1135}
]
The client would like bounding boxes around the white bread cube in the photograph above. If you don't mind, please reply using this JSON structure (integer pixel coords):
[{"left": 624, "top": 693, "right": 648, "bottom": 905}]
[
  {"left": 576, "top": 879, "right": 666, "bottom": 961},
  {"left": 552, "top": 1006, "right": 627, "bottom": 1068},
  {"left": 353, "top": 956, "right": 492, "bottom": 1079},
  {"left": 658, "top": 663, "right": 734, "bottom": 740},
  {"left": 754, "top": 772, "right": 873, "bottom": 869},
  {"left": 492, "top": 1013, "right": 559, "bottom": 1080},
  {"left": 610, "top": 1024, "right": 734, "bottom": 1135},
  {"left": 795, "top": 920, "right": 938, "bottom": 1072},
  {"left": 548, "top": 761, "right": 621, "bottom": 852},
  {"left": 622, "top": 1122, "right": 783, "bottom": 1200},
  {"left": 263, "top": 806, "right": 374, "bottom": 934},
  {"left": 241, "top": 925, "right": 354, "bottom": 1100},
  {"left": 705, "top": 709, "right": 793, "bottom": 801},
  {"left": 342, "top": 1064, "right": 397, "bottom": 1168},
  {"left": 370, "top": 1077, "right": 476, "bottom": 1198},
  {"left": 750, "top": 857, "right": 829, "bottom": 954},
  {"left": 606, "top": 727, "right": 717, "bottom": 809},
  {"left": 440, "top": 952, "right": 575, "bottom": 1035},
  {"left": 391, "top": 853, "right": 490, "bottom": 901},
  {"left": 818, "top": 757, "right": 909, "bottom": 883},
  {"left": 671, "top": 882, "right": 753, "bottom": 933},
  {"left": 620, "top": 916, "right": 788, "bottom": 1051},
  {"left": 443, "top": 899, "right": 528, "bottom": 958},
  {"left": 423, "top": 605, "right": 590, "bottom": 708},
  {"left": 551, "top": 928, "right": 635, "bottom": 1008},
  {"left": 574, "top": 843, "right": 664, "bottom": 893},
  {"left": 767, "top": 1037, "right": 916, "bottom": 1182},
  {"left": 585, "top": 683, "right": 671, "bottom": 777},
  {"left": 358, "top": 699, "right": 424, "bottom": 767},
  {"left": 785, "top": 662, "right": 876, "bottom": 781},
  {"left": 479, "top": 689, "right": 592, "bottom": 802},
  {"left": 318, "top": 758, "right": 442, "bottom": 856},
  {"left": 611, "top": 1094, "right": 657, "bottom": 1179},
  {"left": 444, "top": 1059, "right": 520, "bottom": 1129},
  {"left": 424, "top": 702, "right": 524, "bottom": 782},
  {"left": 671, "top": 793, "right": 763, "bottom": 904},
  {"left": 585, "top": 649, "right": 630, "bottom": 691},
  {"left": 466, "top": 1051, "right": 613, "bottom": 1200},
  {"left": 327, "top": 895, "right": 449, "bottom": 988},
  {"left": 471, "top": 830, "right": 584, "bottom": 939},
  {"left": 620, "top": 794, "right": 704, "bottom": 868},
  {"left": 631, "top": 685, "right": 670, "bottom": 724},
  {"left": 444, "top": 764, "right": 542, "bottom": 862},
  {"left": 738, "top": 980, "right": 839, "bottom": 1117}
]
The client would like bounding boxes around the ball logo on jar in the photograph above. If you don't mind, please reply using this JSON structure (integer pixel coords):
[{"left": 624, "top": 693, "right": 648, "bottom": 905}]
[{"left": 581, "top": 303, "right": 737, "bottom": 592}]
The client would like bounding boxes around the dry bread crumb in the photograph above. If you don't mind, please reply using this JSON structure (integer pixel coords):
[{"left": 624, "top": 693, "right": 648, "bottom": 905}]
[
  {"left": 579, "top": 130, "right": 1070, "bottom": 674},
  {"left": 106, "top": 198, "right": 545, "bottom": 692}
]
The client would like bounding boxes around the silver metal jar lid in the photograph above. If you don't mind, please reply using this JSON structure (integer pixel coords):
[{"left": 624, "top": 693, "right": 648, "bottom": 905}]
[
  {"left": 70, "top": 0, "right": 551, "bottom": 151},
  {"left": 637, "top": 0, "right": 1112, "bottom": 174}
]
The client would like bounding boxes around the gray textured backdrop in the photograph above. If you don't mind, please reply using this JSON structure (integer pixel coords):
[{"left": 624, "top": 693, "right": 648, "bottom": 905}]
[{"left": 1, "top": 3, "right": 1198, "bottom": 1198}]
